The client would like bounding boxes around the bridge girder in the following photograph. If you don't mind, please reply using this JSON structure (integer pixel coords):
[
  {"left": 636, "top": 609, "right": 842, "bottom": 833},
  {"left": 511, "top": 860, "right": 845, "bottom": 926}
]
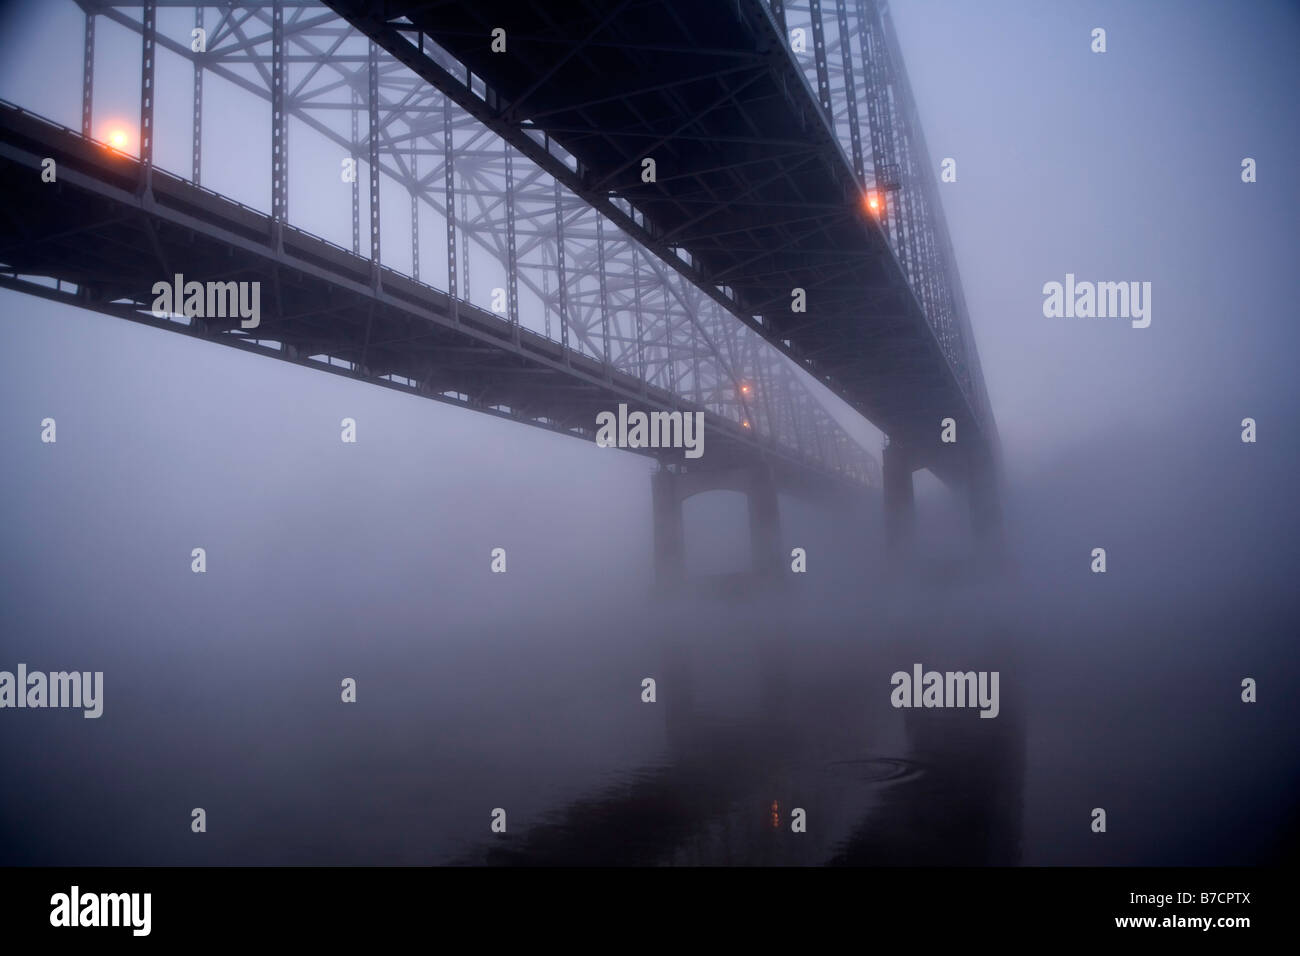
[
  {"left": 10, "top": 0, "right": 883, "bottom": 489},
  {"left": 316, "top": 0, "right": 998, "bottom": 488}
]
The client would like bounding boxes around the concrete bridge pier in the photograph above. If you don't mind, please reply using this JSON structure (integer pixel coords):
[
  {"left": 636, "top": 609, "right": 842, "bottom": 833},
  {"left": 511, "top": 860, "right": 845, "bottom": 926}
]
[
  {"left": 652, "top": 467, "right": 687, "bottom": 594},
  {"left": 651, "top": 462, "right": 784, "bottom": 594},
  {"left": 884, "top": 438, "right": 1005, "bottom": 568},
  {"left": 882, "top": 442, "right": 916, "bottom": 555}
]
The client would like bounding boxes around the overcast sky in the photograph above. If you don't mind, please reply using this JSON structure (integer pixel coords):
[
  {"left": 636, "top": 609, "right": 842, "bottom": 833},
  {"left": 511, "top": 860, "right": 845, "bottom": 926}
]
[{"left": 889, "top": 0, "right": 1299, "bottom": 480}]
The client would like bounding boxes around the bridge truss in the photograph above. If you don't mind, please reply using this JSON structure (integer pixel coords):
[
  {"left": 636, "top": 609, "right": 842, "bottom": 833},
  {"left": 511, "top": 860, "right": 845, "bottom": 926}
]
[{"left": 28, "top": 0, "right": 884, "bottom": 486}]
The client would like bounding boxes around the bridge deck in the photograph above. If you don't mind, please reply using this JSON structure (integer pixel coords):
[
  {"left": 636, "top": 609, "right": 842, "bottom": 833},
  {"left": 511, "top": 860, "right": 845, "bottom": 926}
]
[
  {"left": 0, "top": 101, "right": 865, "bottom": 495},
  {"left": 326, "top": 0, "right": 984, "bottom": 480}
]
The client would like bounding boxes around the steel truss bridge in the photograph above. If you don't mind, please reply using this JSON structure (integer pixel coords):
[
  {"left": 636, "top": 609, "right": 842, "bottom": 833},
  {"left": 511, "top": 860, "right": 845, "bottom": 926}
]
[{"left": 0, "top": 0, "right": 1000, "bottom": 563}]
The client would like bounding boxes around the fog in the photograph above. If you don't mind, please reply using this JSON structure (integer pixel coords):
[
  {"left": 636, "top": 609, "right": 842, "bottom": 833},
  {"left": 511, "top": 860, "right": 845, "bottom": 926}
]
[{"left": 0, "top": 0, "right": 1297, "bottom": 866}]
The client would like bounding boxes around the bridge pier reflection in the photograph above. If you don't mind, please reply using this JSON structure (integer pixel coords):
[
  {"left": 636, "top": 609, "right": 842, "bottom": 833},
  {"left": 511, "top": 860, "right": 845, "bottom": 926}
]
[
  {"left": 461, "top": 599, "right": 1026, "bottom": 866},
  {"left": 883, "top": 442, "right": 917, "bottom": 555},
  {"left": 651, "top": 467, "right": 687, "bottom": 594}
]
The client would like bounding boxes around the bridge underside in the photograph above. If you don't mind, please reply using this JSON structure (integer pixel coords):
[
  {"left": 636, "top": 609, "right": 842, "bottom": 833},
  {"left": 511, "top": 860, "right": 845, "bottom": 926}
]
[
  {"left": 326, "top": 0, "right": 994, "bottom": 490},
  {"left": 0, "top": 101, "right": 861, "bottom": 500}
]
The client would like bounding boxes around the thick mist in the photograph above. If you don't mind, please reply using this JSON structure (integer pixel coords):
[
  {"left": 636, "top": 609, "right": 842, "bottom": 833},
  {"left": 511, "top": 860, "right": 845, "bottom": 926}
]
[{"left": 1, "top": 0, "right": 1297, "bottom": 866}]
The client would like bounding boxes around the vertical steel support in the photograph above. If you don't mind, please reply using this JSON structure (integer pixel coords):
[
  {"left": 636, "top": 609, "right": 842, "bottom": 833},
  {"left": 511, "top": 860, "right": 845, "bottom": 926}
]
[
  {"left": 736, "top": 327, "right": 756, "bottom": 430},
  {"left": 857, "top": 0, "right": 893, "bottom": 244},
  {"left": 138, "top": 0, "right": 155, "bottom": 186},
  {"left": 809, "top": 392, "right": 828, "bottom": 463},
  {"left": 410, "top": 136, "right": 419, "bottom": 282},
  {"left": 442, "top": 95, "right": 457, "bottom": 318},
  {"left": 553, "top": 180, "right": 570, "bottom": 355},
  {"left": 691, "top": 305, "right": 702, "bottom": 405},
  {"left": 753, "top": 338, "right": 779, "bottom": 442},
  {"left": 632, "top": 246, "right": 646, "bottom": 393},
  {"left": 81, "top": 11, "right": 94, "bottom": 138},
  {"left": 596, "top": 216, "right": 610, "bottom": 375},
  {"left": 367, "top": 41, "right": 381, "bottom": 284},
  {"left": 782, "top": 373, "right": 803, "bottom": 458},
  {"left": 541, "top": 268, "right": 551, "bottom": 339},
  {"left": 866, "top": 1, "right": 920, "bottom": 299},
  {"left": 665, "top": 304, "right": 676, "bottom": 392},
  {"left": 459, "top": 190, "right": 470, "bottom": 301},
  {"left": 351, "top": 87, "right": 360, "bottom": 255},
  {"left": 192, "top": 6, "right": 203, "bottom": 184},
  {"left": 878, "top": 2, "right": 975, "bottom": 406},
  {"left": 271, "top": 1, "right": 286, "bottom": 231},
  {"left": 504, "top": 143, "right": 519, "bottom": 344},
  {"left": 773, "top": 364, "right": 803, "bottom": 456},
  {"left": 835, "top": 0, "right": 865, "bottom": 183},
  {"left": 808, "top": 0, "right": 832, "bottom": 121},
  {"left": 899, "top": 153, "right": 924, "bottom": 307}
]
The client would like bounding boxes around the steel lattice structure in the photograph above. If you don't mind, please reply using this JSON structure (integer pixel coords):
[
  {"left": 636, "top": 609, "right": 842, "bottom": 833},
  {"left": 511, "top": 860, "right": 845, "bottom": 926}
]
[
  {"left": 315, "top": 0, "right": 998, "bottom": 482},
  {"left": 774, "top": 0, "right": 994, "bottom": 440},
  {"left": 42, "top": 0, "right": 882, "bottom": 487}
]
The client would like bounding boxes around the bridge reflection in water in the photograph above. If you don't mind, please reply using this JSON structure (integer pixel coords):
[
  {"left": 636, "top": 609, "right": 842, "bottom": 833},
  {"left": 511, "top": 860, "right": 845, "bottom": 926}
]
[{"left": 450, "top": 589, "right": 1025, "bottom": 867}]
